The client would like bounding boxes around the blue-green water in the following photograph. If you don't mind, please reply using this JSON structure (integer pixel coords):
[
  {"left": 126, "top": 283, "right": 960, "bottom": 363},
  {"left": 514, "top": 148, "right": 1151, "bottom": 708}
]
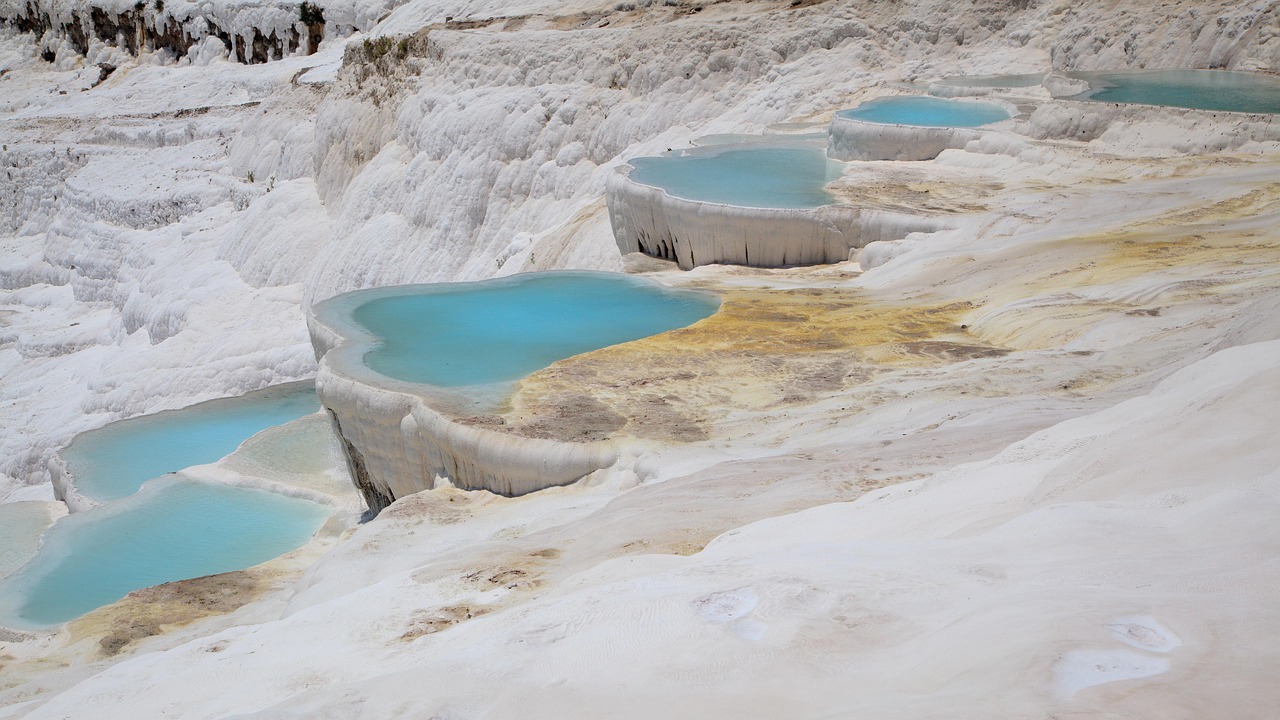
[
  {"left": 64, "top": 384, "right": 320, "bottom": 501},
  {"left": 0, "top": 479, "right": 331, "bottom": 627},
  {"left": 626, "top": 146, "right": 842, "bottom": 209},
  {"left": 352, "top": 273, "right": 719, "bottom": 387},
  {"left": 837, "top": 96, "right": 1011, "bottom": 127},
  {"left": 1066, "top": 69, "right": 1280, "bottom": 114},
  {"left": 938, "top": 73, "right": 1045, "bottom": 88}
]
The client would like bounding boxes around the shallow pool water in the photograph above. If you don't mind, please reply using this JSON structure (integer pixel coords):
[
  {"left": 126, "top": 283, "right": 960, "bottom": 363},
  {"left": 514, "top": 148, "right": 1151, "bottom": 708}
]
[
  {"left": 0, "top": 479, "right": 331, "bottom": 627},
  {"left": 626, "top": 145, "right": 842, "bottom": 209},
  {"left": 0, "top": 503, "right": 55, "bottom": 580},
  {"left": 1066, "top": 69, "right": 1280, "bottom": 114},
  {"left": 349, "top": 273, "right": 719, "bottom": 387},
  {"left": 837, "top": 96, "right": 1011, "bottom": 127},
  {"left": 64, "top": 383, "right": 320, "bottom": 501},
  {"left": 220, "top": 414, "right": 352, "bottom": 499}
]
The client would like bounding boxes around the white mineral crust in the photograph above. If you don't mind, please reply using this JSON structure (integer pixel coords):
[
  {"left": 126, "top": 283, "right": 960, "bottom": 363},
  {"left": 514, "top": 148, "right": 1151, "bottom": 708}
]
[{"left": 1, "top": 0, "right": 1279, "bottom": 715}]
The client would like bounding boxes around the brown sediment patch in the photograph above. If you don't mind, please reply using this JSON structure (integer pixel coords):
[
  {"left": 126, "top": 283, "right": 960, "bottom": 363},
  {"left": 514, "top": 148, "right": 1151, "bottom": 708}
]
[
  {"left": 378, "top": 487, "right": 476, "bottom": 525},
  {"left": 501, "top": 288, "right": 997, "bottom": 442},
  {"left": 507, "top": 394, "right": 626, "bottom": 441},
  {"left": 621, "top": 532, "right": 711, "bottom": 556},
  {"left": 872, "top": 340, "right": 1013, "bottom": 363},
  {"left": 827, "top": 165, "right": 1001, "bottom": 214},
  {"left": 67, "top": 570, "right": 268, "bottom": 658},
  {"left": 412, "top": 545, "right": 564, "bottom": 593},
  {"left": 401, "top": 605, "right": 490, "bottom": 640}
]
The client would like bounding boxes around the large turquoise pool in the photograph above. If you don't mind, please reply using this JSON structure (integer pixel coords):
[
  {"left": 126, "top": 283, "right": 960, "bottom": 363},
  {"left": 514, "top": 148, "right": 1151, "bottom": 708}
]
[
  {"left": 1066, "top": 69, "right": 1280, "bottom": 114},
  {"left": 0, "top": 478, "right": 331, "bottom": 627},
  {"left": 837, "top": 96, "right": 1011, "bottom": 127},
  {"left": 64, "top": 383, "right": 320, "bottom": 501},
  {"left": 626, "top": 145, "right": 842, "bottom": 209},
  {"left": 348, "top": 272, "right": 719, "bottom": 388}
]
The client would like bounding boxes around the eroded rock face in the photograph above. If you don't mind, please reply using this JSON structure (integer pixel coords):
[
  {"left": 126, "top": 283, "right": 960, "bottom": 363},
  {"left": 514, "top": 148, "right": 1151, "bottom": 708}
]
[{"left": 1, "top": 0, "right": 325, "bottom": 64}]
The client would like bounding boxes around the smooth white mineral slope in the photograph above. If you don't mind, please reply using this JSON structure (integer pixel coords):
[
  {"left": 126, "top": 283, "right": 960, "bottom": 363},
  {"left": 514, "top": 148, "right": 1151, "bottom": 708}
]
[{"left": 14, "top": 340, "right": 1280, "bottom": 718}]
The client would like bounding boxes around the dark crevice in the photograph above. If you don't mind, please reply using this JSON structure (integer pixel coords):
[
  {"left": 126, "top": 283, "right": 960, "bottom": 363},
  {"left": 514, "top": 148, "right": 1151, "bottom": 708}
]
[{"left": 327, "top": 409, "right": 395, "bottom": 518}]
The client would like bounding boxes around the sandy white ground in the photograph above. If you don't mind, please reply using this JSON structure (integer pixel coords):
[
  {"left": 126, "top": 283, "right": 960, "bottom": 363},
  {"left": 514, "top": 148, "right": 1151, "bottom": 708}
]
[{"left": 2, "top": 0, "right": 1280, "bottom": 716}]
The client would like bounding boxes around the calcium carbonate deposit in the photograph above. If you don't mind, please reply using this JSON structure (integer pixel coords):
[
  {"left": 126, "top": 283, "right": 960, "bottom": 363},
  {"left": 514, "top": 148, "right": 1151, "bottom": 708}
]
[{"left": 2, "top": 0, "right": 1280, "bottom": 716}]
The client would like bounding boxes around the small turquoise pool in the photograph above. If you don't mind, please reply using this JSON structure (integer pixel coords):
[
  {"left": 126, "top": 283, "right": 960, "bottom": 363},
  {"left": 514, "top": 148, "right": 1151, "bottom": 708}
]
[
  {"left": 347, "top": 272, "right": 719, "bottom": 387},
  {"left": 64, "top": 383, "right": 320, "bottom": 501},
  {"left": 626, "top": 145, "right": 842, "bottom": 209},
  {"left": 1066, "top": 69, "right": 1280, "bottom": 114},
  {"left": 837, "top": 96, "right": 1011, "bottom": 127},
  {"left": 0, "top": 479, "right": 331, "bottom": 627}
]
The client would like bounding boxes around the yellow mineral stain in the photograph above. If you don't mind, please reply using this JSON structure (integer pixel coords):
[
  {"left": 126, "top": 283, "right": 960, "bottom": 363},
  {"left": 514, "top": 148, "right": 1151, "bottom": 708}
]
[
  {"left": 970, "top": 183, "right": 1280, "bottom": 349},
  {"left": 477, "top": 178, "right": 1280, "bottom": 446},
  {"left": 505, "top": 288, "right": 998, "bottom": 442},
  {"left": 827, "top": 164, "right": 1001, "bottom": 215}
]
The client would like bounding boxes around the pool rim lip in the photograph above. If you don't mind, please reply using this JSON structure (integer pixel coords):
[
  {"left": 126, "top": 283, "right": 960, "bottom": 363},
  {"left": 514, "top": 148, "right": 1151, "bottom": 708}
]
[
  {"left": 54, "top": 379, "right": 322, "bottom": 509},
  {"left": 833, "top": 94, "right": 1016, "bottom": 129},
  {"left": 617, "top": 137, "right": 847, "bottom": 211},
  {"left": 308, "top": 269, "right": 723, "bottom": 399}
]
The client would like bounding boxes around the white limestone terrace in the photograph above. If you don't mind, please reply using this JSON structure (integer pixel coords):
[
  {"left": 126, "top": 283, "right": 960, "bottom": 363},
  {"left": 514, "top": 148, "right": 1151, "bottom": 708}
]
[
  {"left": 607, "top": 139, "right": 946, "bottom": 269},
  {"left": 308, "top": 297, "right": 618, "bottom": 510},
  {"left": 826, "top": 95, "right": 1018, "bottom": 161},
  {"left": 307, "top": 273, "right": 717, "bottom": 511}
]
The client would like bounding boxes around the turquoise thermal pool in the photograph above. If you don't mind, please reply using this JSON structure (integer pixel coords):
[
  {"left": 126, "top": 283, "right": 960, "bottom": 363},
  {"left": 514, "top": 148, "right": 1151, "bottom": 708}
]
[
  {"left": 1065, "top": 69, "right": 1280, "bottom": 114},
  {"left": 63, "top": 383, "right": 320, "bottom": 501},
  {"left": 839, "top": 95, "right": 1008, "bottom": 127},
  {"left": 0, "top": 479, "right": 331, "bottom": 627},
  {"left": 342, "top": 272, "right": 719, "bottom": 388},
  {"left": 625, "top": 145, "right": 843, "bottom": 209},
  {"left": 837, "top": 96, "right": 1012, "bottom": 127}
]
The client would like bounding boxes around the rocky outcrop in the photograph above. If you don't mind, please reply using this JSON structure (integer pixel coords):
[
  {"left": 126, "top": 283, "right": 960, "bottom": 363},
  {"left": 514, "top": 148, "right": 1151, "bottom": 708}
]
[{"left": 0, "top": 0, "right": 325, "bottom": 64}]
